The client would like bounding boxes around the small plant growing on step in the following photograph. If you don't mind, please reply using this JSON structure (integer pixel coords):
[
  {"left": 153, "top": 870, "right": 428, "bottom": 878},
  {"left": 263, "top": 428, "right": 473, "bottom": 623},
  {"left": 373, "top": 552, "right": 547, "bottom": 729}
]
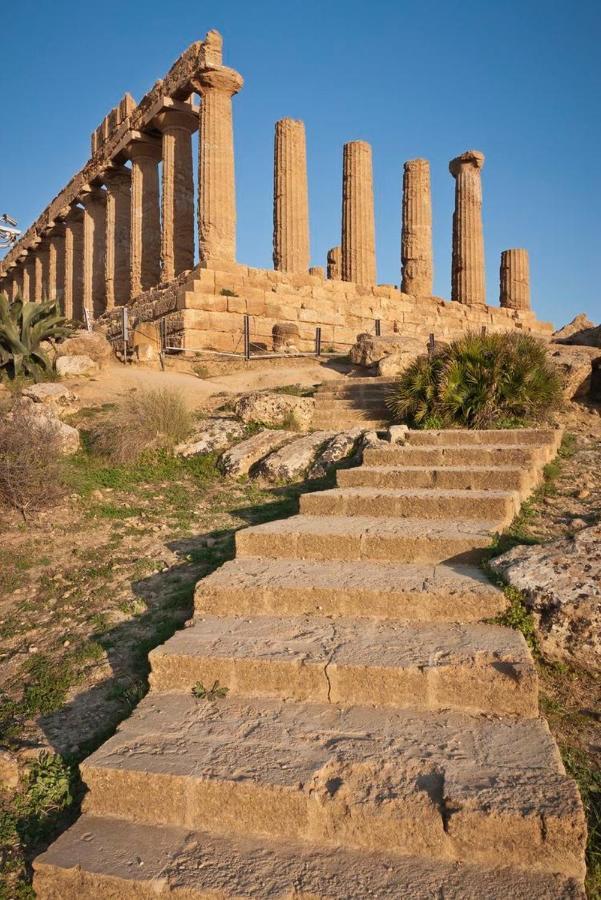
[{"left": 192, "top": 680, "right": 229, "bottom": 701}]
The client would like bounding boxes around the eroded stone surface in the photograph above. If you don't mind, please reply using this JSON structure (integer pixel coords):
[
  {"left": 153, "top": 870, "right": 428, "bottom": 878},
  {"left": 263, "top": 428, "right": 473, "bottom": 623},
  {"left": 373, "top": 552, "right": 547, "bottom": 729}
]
[
  {"left": 175, "top": 417, "right": 244, "bottom": 457},
  {"left": 219, "top": 429, "right": 296, "bottom": 477},
  {"left": 257, "top": 431, "right": 336, "bottom": 481},
  {"left": 234, "top": 391, "right": 314, "bottom": 431}
]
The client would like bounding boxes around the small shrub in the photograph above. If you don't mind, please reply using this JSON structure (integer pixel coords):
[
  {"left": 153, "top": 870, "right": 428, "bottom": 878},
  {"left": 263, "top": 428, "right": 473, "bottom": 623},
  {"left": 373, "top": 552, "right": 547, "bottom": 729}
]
[
  {"left": 192, "top": 680, "right": 229, "bottom": 701},
  {"left": 0, "top": 417, "right": 67, "bottom": 519},
  {"left": 89, "top": 388, "right": 193, "bottom": 464},
  {"left": 0, "top": 295, "right": 72, "bottom": 382},
  {"left": 387, "top": 331, "right": 563, "bottom": 429}
]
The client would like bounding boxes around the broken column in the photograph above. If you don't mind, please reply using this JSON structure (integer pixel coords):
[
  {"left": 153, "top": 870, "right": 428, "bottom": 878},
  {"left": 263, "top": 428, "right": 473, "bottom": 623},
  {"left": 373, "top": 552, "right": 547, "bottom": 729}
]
[
  {"left": 500, "top": 248, "right": 531, "bottom": 310},
  {"left": 327, "top": 246, "right": 341, "bottom": 279},
  {"left": 48, "top": 225, "right": 66, "bottom": 303},
  {"left": 449, "top": 150, "right": 486, "bottom": 306},
  {"left": 63, "top": 207, "right": 84, "bottom": 320},
  {"left": 273, "top": 118, "right": 310, "bottom": 273},
  {"left": 81, "top": 187, "right": 107, "bottom": 318},
  {"left": 128, "top": 136, "right": 162, "bottom": 296},
  {"left": 104, "top": 166, "right": 132, "bottom": 308},
  {"left": 401, "top": 158, "right": 433, "bottom": 297},
  {"left": 156, "top": 107, "right": 196, "bottom": 282},
  {"left": 192, "top": 32, "right": 243, "bottom": 267},
  {"left": 341, "top": 141, "right": 376, "bottom": 284}
]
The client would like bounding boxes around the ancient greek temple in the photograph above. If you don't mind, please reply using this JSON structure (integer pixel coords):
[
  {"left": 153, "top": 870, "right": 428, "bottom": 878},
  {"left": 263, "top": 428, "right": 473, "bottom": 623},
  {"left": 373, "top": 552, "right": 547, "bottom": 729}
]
[{"left": 0, "top": 30, "right": 545, "bottom": 351}]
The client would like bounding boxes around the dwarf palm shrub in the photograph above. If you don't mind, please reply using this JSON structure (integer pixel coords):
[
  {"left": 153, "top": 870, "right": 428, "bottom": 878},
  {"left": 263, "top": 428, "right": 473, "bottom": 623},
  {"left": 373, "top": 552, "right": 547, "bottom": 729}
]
[
  {"left": 387, "top": 331, "right": 562, "bottom": 429},
  {"left": 0, "top": 294, "right": 72, "bottom": 382}
]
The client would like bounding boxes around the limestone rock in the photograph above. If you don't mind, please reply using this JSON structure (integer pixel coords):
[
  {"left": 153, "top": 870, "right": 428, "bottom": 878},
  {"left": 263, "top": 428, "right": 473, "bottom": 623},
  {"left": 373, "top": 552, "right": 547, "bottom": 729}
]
[
  {"left": 257, "top": 431, "right": 336, "bottom": 481},
  {"left": 272, "top": 322, "right": 300, "bottom": 354},
  {"left": 307, "top": 429, "right": 363, "bottom": 479},
  {"left": 549, "top": 345, "right": 599, "bottom": 399},
  {"left": 22, "top": 382, "right": 79, "bottom": 414},
  {"left": 377, "top": 346, "right": 422, "bottom": 377},
  {"left": 490, "top": 526, "right": 601, "bottom": 672},
  {"left": 234, "top": 391, "right": 314, "bottom": 431},
  {"left": 360, "top": 430, "right": 390, "bottom": 451},
  {"left": 591, "top": 356, "right": 601, "bottom": 401},
  {"left": 350, "top": 333, "right": 423, "bottom": 368},
  {"left": 55, "top": 355, "right": 99, "bottom": 377},
  {"left": 219, "top": 430, "right": 296, "bottom": 477},
  {"left": 389, "top": 424, "right": 410, "bottom": 444},
  {"left": 8, "top": 397, "right": 80, "bottom": 455},
  {"left": 175, "top": 417, "right": 245, "bottom": 458},
  {"left": 56, "top": 329, "right": 112, "bottom": 368},
  {"left": 553, "top": 314, "right": 599, "bottom": 347}
]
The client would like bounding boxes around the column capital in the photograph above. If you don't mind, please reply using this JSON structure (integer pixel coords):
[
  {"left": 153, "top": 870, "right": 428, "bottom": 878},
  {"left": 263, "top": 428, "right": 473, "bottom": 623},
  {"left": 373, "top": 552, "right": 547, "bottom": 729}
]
[
  {"left": 126, "top": 133, "right": 163, "bottom": 163},
  {"left": 79, "top": 185, "right": 107, "bottom": 206},
  {"left": 191, "top": 65, "right": 243, "bottom": 98},
  {"left": 102, "top": 164, "right": 132, "bottom": 188},
  {"left": 154, "top": 107, "right": 198, "bottom": 134},
  {"left": 449, "top": 150, "right": 485, "bottom": 177}
]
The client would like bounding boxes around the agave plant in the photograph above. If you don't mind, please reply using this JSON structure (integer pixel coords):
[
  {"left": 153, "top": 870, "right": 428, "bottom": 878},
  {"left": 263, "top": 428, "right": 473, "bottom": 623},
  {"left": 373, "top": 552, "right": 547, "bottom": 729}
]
[{"left": 0, "top": 294, "right": 72, "bottom": 381}]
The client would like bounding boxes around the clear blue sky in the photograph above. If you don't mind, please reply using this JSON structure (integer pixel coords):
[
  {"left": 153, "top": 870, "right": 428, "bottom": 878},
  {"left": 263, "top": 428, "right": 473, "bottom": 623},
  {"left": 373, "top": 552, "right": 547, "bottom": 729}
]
[{"left": 2, "top": 0, "right": 599, "bottom": 326}]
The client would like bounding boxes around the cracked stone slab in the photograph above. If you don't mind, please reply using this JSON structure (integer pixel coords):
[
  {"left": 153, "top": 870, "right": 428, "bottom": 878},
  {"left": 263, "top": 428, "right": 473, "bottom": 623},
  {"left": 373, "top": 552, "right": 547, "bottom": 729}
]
[
  {"left": 76, "top": 694, "right": 583, "bottom": 876},
  {"left": 148, "top": 615, "right": 537, "bottom": 716},
  {"left": 195, "top": 558, "right": 507, "bottom": 621},
  {"left": 33, "top": 814, "right": 585, "bottom": 899},
  {"left": 235, "top": 514, "right": 498, "bottom": 564},
  {"left": 300, "top": 486, "right": 519, "bottom": 524}
]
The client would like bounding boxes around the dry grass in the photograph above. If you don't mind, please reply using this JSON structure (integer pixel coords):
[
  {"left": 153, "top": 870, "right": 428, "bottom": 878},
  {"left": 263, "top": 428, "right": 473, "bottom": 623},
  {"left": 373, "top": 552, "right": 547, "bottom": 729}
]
[
  {"left": 0, "top": 416, "right": 67, "bottom": 519},
  {"left": 89, "top": 388, "right": 193, "bottom": 464}
]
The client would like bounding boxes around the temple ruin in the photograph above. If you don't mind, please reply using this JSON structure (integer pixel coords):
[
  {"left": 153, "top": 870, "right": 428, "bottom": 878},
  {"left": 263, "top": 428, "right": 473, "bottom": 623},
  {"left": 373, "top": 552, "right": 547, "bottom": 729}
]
[{"left": 0, "top": 30, "right": 549, "bottom": 353}]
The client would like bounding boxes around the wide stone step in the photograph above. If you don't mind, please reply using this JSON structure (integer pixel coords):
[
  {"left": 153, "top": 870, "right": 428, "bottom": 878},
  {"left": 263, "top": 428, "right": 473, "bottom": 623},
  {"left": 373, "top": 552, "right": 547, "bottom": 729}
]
[
  {"left": 364, "top": 444, "right": 548, "bottom": 467},
  {"left": 404, "top": 428, "right": 562, "bottom": 448},
  {"left": 317, "top": 376, "right": 397, "bottom": 388},
  {"left": 33, "top": 814, "right": 585, "bottom": 899},
  {"left": 235, "top": 514, "right": 497, "bottom": 564},
  {"left": 72, "top": 695, "right": 583, "bottom": 877},
  {"left": 316, "top": 386, "right": 394, "bottom": 399},
  {"left": 148, "top": 616, "right": 537, "bottom": 716},
  {"left": 300, "top": 486, "right": 519, "bottom": 524},
  {"left": 338, "top": 464, "right": 536, "bottom": 496},
  {"left": 195, "top": 558, "right": 507, "bottom": 621},
  {"left": 315, "top": 397, "right": 390, "bottom": 411}
]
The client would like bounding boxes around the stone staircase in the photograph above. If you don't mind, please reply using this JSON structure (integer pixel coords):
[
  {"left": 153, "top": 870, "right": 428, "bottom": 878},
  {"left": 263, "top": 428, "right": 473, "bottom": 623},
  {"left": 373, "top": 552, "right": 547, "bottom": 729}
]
[
  {"left": 312, "top": 377, "right": 395, "bottom": 430},
  {"left": 34, "top": 427, "right": 587, "bottom": 899}
]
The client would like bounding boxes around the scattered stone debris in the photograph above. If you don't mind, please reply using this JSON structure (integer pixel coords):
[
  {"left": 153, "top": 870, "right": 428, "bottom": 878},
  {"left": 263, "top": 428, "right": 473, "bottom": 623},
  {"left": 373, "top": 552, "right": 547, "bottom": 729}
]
[{"left": 175, "top": 417, "right": 245, "bottom": 458}]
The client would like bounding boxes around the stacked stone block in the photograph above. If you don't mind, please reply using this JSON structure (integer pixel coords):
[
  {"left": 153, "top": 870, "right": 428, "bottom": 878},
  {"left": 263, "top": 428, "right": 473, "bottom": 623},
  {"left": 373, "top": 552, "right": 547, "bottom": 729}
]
[
  {"left": 341, "top": 141, "right": 376, "bottom": 285},
  {"left": 273, "top": 118, "right": 310, "bottom": 274},
  {"left": 500, "top": 248, "right": 531, "bottom": 310},
  {"left": 450, "top": 150, "right": 486, "bottom": 306},
  {"left": 401, "top": 158, "right": 433, "bottom": 297}
]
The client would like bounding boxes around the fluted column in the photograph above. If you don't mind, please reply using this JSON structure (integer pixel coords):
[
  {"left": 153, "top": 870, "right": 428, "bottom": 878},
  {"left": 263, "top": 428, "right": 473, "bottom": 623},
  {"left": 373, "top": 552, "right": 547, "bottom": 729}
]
[
  {"left": 192, "top": 61, "right": 244, "bottom": 266},
  {"left": 500, "top": 248, "right": 530, "bottom": 311},
  {"left": 273, "top": 118, "right": 310, "bottom": 273},
  {"left": 341, "top": 140, "right": 376, "bottom": 284},
  {"left": 22, "top": 259, "right": 33, "bottom": 301},
  {"left": 401, "top": 158, "right": 433, "bottom": 297},
  {"left": 48, "top": 226, "right": 66, "bottom": 303},
  {"left": 8, "top": 273, "right": 19, "bottom": 300},
  {"left": 33, "top": 247, "right": 47, "bottom": 302},
  {"left": 63, "top": 208, "right": 84, "bottom": 320},
  {"left": 156, "top": 109, "right": 196, "bottom": 282},
  {"left": 128, "top": 137, "right": 161, "bottom": 296},
  {"left": 81, "top": 188, "right": 107, "bottom": 318},
  {"left": 327, "top": 246, "right": 341, "bottom": 280},
  {"left": 449, "top": 150, "right": 486, "bottom": 306},
  {"left": 104, "top": 167, "right": 132, "bottom": 308}
]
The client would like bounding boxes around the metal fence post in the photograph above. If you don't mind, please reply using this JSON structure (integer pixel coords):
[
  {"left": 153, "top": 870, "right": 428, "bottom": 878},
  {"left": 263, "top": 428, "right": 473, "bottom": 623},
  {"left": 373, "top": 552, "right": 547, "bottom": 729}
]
[
  {"left": 428, "top": 332, "right": 435, "bottom": 357},
  {"left": 121, "top": 307, "right": 129, "bottom": 363},
  {"left": 481, "top": 325, "right": 487, "bottom": 337},
  {"left": 315, "top": 326, "right": 322, "bottom": 356},
  {"left": 243, "top": 315, "right": 250, "bottom": 360},
  {"left": 375, "top": 319, "right": 381, "bottom": 336}
]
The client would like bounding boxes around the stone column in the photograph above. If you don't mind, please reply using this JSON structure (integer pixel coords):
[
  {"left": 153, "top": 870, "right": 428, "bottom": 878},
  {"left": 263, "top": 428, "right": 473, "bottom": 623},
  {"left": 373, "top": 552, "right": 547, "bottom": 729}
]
[
  {"left": 341, "top": 140, "right": 376, "bottom": 284},
  {"left": 104, "top": 166, "right": 132, "bottom": 308},
  {"left": 128, "top": 136, "right": 162, "bottom": 296},
  {"left": 33, "top": 248, "right": 46, "bottom": 302},
  {"left": 273, "top": 118, "right": 310, "bottom": 273},
  {"left": 22, "top": 261, "right": 32, "bottom": 301},
  {"left": 63, "top": 208, "right": 84, "bottom": 320},
  {"left": 500, "top": 248, "right": 531, "bottom": 311},
  {"left": 327, "top": 246, "right": 341, "bottom": 279},
  {"left": 192, "top": 56, "right": 244, "bottom": 267},
  {"left": 401, "top": 158, "right": 433, "bottom": 297},
  {"left": 156, "top": 109, "right": 196, "bottom": 282},
  {"left": 8, "top": 273, "right": 19, "bottom": 300},
  {"left": 449, "top": 150, "right": 486, "bottom": 306},
  {"left": 81, "top": 188, "right": 107, "bottom": 318},
  {"left": 48, "top": 226, "right": 66, "bottom": 303}
]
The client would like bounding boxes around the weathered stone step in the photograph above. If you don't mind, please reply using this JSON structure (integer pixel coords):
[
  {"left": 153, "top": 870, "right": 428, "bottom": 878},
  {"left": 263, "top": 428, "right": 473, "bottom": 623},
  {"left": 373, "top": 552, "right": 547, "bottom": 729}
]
[
  {"left": 364, "top": 444, "right": 547, "bottom": 467},
  {"left": 195, "top": 558, "right": 507, "bottom": 621},
  {"left": 317, "top": 376, "right": 397, "bottom": 388},
  {"left": 148, "top": 616, "right": 537, "bottom": 716},
  {"left": 73, "top": 695, "right": 583, "bottom": 877},
  {"left": 312, "top": 416, "right": 388, "bottom": 430},
  {"left": 338, "top": 464, "right": 536, "bottom": 496},
  {"left": 235, "top": 514, "right": 497, "bottom": 564},
  {"left": 316, "top": 385, "right": 393, "bottom": 399},
  {"left": 315, "top": 397, "right": 390, "bottom": 411},
  {"left": 404, "top": 428, "right": 562, "bottom": 448},
  {"left": 34, "top": 814, "right": 585, "bottom": 899},
  {"left": 300, "top": 486, "right": 519, "bottom": 525}
]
